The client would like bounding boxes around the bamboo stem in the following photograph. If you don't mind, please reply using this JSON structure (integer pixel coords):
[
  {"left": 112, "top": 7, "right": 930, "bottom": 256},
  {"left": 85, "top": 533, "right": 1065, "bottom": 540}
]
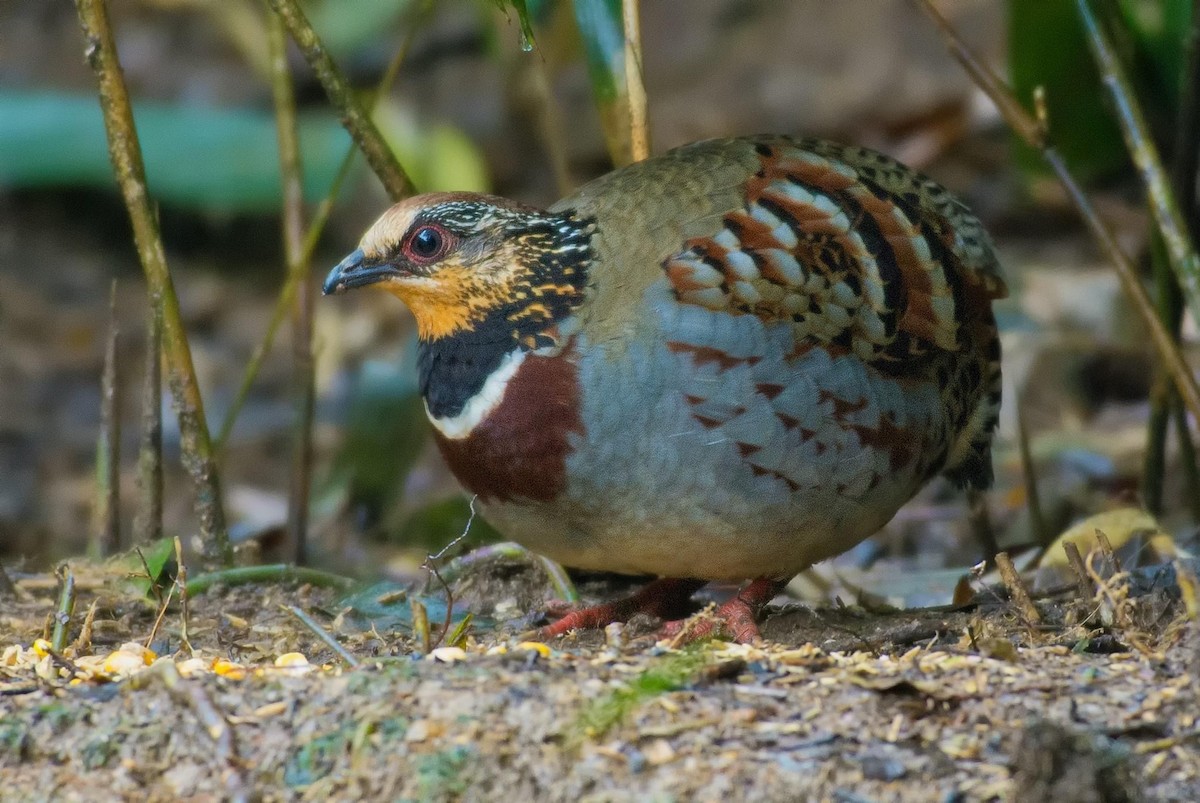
[
  {"left": 621, "top": 0, "right": 650, "bottom": 162},
  {"left": 266, "top": 0, "right": 414, "bottom": 201},
  {"left": 74, "top": 0, "right": 230, "bottom": 565},
  {"left": 267, "top": 9, "right": 314, "bottom": 566},
  {"left": 1077, "top": 0, "right": 1200, "bottom": 327},
  {"left": 134, "top": 300, "right": 163, "bottom": 545},
  {"left": 51, "top": 564, "right": 76, "bottom": 653},
  {"left": 216, "top": 11, "right": 427, "bottom": 450},
  {"left": 915, "top": 0, "right": 1200, "bottom": 426},
  {"left": 94, "top": 280, "right": 121, "bottom": 557}
]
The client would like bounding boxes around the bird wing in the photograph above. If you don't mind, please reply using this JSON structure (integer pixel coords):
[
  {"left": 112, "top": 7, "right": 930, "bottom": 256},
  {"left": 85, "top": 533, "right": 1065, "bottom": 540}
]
[{"left": 659, "top": 136, "right": 1005, "bottom": 372}]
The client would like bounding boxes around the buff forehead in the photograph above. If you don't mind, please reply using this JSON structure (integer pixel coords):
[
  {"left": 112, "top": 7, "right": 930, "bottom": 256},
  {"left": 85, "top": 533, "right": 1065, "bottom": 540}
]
[
  {"left": 357, "top": 201, "right": 425, "bottom": 261},
  {"left": 357, "top": 192, "right": 523, "bottom": 261}
]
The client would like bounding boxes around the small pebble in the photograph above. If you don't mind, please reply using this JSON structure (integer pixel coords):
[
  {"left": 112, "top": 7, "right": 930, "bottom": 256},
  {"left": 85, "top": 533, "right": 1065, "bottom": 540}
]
[{"left": 604, "top": 622, "right": 625, "bottom": 650}]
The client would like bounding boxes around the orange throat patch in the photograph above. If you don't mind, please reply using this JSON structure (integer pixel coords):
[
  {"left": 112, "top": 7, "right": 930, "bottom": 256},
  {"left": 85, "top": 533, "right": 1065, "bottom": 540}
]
[{"left": 373, "top": 267, "right": 495, "bottom": 341}]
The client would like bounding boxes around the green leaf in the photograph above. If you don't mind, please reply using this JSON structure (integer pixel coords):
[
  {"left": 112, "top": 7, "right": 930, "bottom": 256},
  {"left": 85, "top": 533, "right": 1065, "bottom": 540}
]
[
  {"left": 337, "top": 581, "right": 489, "bottom": 632},
  {"left": 119, "top": 537, "right": 176, "bottom": 598},
  {"left": 0, "top": 90, "right": 489, "bottom": 212},
  {"left": 0, "top": 91, "right": 354, "bottom": 213},
  {"left": 491, "top": 0, "right": 537, "bottom": 51},
  {"left": 1010, "top": 0, "right": 1195, "bottom": 182},
  {"left": 1118, "top": 0, "right": 1193, "bottom": 102},
  {"left": 1009, "top": 0, "right": 1130, "bottom": 181}
]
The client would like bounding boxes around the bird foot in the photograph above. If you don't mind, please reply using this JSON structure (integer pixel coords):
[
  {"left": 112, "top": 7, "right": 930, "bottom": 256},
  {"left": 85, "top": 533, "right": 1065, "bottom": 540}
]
[
  {"left": 536, "top": 577, "right": 787, "bottom": 644},
  {"left": 658, "top": 578, "right": 787, "bottom": 645},
  {"left": 535, "top": 578, "right": 706, "bottom": 640}
]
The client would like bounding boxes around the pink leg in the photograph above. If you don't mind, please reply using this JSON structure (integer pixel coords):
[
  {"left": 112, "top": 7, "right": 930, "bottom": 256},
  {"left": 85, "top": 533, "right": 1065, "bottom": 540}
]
[
  {"left": 537, "top": 578, "right": 707, "bottom": 639},
  {"left": 659, "top": 577, "right": 788, "bottom": 644}
]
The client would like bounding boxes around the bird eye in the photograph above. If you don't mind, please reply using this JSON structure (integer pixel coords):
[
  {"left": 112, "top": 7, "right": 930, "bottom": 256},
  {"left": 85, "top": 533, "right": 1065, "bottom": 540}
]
[{"left": 408, "top": 225, "right": 445, "bottom": 260}]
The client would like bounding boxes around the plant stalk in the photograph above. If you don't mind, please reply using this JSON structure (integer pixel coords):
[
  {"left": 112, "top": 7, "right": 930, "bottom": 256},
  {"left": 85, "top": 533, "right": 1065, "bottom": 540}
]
[
  {"left": 74, "top": 0, "right": 230, "bottom": 565},
  {"left": 915, "top": 0, "right": 1200, "bottom": 426},
  {"left": 266, "top": 0, "right": 414, "bottom": 201}
]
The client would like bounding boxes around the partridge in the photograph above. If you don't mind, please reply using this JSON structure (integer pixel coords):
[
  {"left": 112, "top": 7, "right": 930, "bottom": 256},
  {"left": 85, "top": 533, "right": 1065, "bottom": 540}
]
[{"left": 324, "top": 136, "right": 1005, "bottom": 642}]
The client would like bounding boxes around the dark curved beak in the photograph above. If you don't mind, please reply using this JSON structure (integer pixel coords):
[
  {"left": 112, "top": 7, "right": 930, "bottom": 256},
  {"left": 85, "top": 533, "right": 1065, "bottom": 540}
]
[{"left": 322, "top": 249, "right": 404, "bottom": 295}]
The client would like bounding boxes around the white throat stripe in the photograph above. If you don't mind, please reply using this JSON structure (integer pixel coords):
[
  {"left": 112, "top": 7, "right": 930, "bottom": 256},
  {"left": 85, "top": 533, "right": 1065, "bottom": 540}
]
[{"left": 426, "top": 349, "right": 527, "bottom": 439}]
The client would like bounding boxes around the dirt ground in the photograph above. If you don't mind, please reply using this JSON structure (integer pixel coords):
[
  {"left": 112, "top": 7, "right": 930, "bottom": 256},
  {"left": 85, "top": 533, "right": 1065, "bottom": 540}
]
[
  {"left": 5, "top": 1, "right": 1200, "bottom": 800},
  {"left": 1, "top": 554, "right": 1198, "bottom": 802}
]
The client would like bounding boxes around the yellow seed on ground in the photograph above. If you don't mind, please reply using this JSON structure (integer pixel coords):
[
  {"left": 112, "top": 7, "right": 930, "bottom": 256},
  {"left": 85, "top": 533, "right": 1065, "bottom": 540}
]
[
  {"left": 274, "top": 652, "right": 309, "bottom": 668},
  {"left": 103, "top": 650, "right": 148, "bottom": 675},
  {"left": 112, "top": 642, "right": 157, "bottom": 666},
  {"left": 31, "top": 639, "right": 51, "bottom": 658},
  {"left": 176, "top": 658, "right": 208, "bottom": 677},
  {"left": 2, "top": 645, "right": 23, "bottom": 666},
  {"left": 515, "top": 641, "right": 551, "bottom": 658},
  {"left": 212, "top": 659, "right": 246, "bottom": 680},
  {"left": 253, "top": 701, "right": 289, "bottom": 718}
]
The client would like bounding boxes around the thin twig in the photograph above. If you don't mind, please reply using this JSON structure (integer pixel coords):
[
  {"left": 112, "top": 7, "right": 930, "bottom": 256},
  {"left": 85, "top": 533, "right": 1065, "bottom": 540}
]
[
  {"left": 216, "top": 10, "right": 428, "bottom": 449},
  {"left": 429, "top": 495, "right": 478, "bottom": 564},
  {"left": 914, "top": 0, "right": 1200, "bottom": 425},
  {"left": 174, "top": 535, "right": 192, "bottom": 655},
  {"left": 420, "top": 495, "right": 478, "bottom": 648},
  {"left": 134, "top": 301, "right": 163, "bottom": 545},
  {"left": 72, "top": 600, "right": 98, "bottom": 656},
  {"left": 46, "top": 648, "right": 84, "bottom": 681},
  {"left": 134, "top": 546, "right": 164, "bottom": 605},
  {"left": 284, "top": 604, "right": 360, "bottom": 667},
  {"left": 1096, "top": 529, "right": 1123, "bottom": 575},
  {"left": 144, "top": 578, "right": 177, "bottom": 650},
  {"left": 1077, "top": 0, "right": 1200, "bottom": 326},
  {"left": 1063, "top": 541, "right": 1094, "bottom": 604},
  {"left": 1015, "top": 400, "right": 1049, "bottom": 547},
  {"left": 74, "top": 0, "right": 230, "bottom": 565},
  {"left": 995, "top": 551, "right": 1041, "bottom": 626},
  {"left": 94, "top": 279, "right": 121, "bottom": 558},
  {"left": 266, "top": 0, "right": 414, "bottom": 201},
  {"left": 267, "top": 8, "right": 314, "bottom": 567},
  {"left": 51, "top": 564, "right": 76, "bottom": 653},
  {"left": 621, "top": 0, "right": 650, "bottom": 162}
]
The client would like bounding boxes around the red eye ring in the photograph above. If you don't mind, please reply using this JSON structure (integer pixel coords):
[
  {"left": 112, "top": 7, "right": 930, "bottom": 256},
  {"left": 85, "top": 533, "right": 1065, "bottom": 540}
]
[{"left": 404, "top": 224, "right": 451, "bottom": 263}]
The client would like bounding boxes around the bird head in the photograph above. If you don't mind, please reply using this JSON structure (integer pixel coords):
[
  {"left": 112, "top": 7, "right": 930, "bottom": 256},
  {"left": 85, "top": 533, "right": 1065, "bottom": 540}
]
[{"left": 323, "top": 192, "right": 593, "bottom": 344}]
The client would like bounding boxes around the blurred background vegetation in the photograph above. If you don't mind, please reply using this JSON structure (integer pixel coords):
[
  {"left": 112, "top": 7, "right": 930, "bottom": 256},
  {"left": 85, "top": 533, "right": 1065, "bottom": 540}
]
[{"left": 1, "top": 0, "right": 1197, "bottom": 602}]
